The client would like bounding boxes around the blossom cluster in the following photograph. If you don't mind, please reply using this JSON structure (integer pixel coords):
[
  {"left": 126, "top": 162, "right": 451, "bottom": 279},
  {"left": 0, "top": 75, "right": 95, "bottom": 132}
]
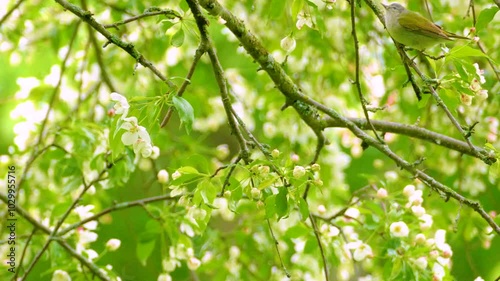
[{"left": 110, "top": 92, "right": 153, "bottom": 158}]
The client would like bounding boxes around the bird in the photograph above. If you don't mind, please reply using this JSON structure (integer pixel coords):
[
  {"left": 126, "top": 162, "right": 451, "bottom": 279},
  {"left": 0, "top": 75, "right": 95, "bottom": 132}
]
[{"left": 382, "top": 3, "right": 469, "bottom": 50}]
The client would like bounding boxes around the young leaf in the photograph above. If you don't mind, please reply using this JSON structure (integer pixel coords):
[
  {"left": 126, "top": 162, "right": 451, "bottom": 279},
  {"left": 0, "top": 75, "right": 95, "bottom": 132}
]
[
  {"left": 171, "top": 27, "right": 185, "bottom": 47},
  {"left": 275, "top": 186, "right": 288, "bottom": 220},
  {"left": 172, "top": 95, "right": 194, "bottom": 134},
  {"left": 476, "top": 7, "right": 499, "bottom": 32}
]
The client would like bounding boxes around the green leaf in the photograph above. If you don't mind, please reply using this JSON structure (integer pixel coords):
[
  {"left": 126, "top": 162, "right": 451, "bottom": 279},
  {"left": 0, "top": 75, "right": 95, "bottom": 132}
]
[
  {"left": 172, "top": 96, "right": 194, "bottom": 134},
  {"left": 265, "top": 195, "right": 277, "bottom": 218},
  {"left": 275, "top": 186, "right": 288, "bottom": 220},
  {"left": 447, "top": 45, "right": 490, "bottom": 59},
  {"left": 297, "top": 197, "right": 309, "bottom": 221},
  {"left": 60, "top": 158, "right": 81, "bottom": 178},
  {"left": 136, "top": 240, "right": 156, "bottom": 266},
  {"left": 452, "top": 60, "right": 468, "bottom": 81},
  {"left": 389, "top": 258, "right": 403, "bottom": 280},
  {"left": 292, "top": 0, "right": 304, "bottom": 20},
  {"left": 171, "top": 27, "right": 185, "bottom": 47},
  {"left": 489, "top": 161, "right": 500, "bottom": 181},
  {"left": 475, "top": 7, "right": 499, "bottom": 32},
  {"left": 284, "top": 224, "right": 310, "bottom": 238},
  {"left": 269, "top": 0, "right": 286, "bottom": 19}
]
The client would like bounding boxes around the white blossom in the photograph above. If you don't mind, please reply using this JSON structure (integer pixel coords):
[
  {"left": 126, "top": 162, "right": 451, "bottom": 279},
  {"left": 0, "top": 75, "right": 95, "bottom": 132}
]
[
  {"left": 110, "top": 92, "right": 130, "bottom": 119},
  {"left": 106, "top": 238, "right": 121, "bottom": 251},
  {"left": 120, "top": 117, "right": 151, "bottom": 146},
  {"left": 52, "top": 270, "right": 71, "bottom": 281},
  {"left": 390, "top": 221, "right": 409, "bottom": 237}
]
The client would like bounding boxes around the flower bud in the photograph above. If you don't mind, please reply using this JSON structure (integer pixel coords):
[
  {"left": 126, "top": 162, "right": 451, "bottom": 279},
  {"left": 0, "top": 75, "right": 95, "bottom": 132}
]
[
  {"left": 293, "top": 165, "right": 306, "bottom": 178},
  {"left": 157, "top": 169, "right": 169, "bottom": 184},
  {"left": 106, "top": 238, "right": 121, "bottom": 251},
  {"left": 271, "top": 149, "right": 280, "bottom": 158},
  {"left": 251, "top": 188, "right": 261, "bottom": 199},
  {"left": 376, "top": 188, "right": 388, "bottom": 199},
  {"left": 280, "top": 35, "right": 296, "bottom": 53}
]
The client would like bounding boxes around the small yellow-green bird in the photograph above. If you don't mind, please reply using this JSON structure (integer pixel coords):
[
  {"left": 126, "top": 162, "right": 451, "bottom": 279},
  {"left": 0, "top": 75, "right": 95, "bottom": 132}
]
[{"left": 382, "top": 3, "right": 470, "bottom": 50}]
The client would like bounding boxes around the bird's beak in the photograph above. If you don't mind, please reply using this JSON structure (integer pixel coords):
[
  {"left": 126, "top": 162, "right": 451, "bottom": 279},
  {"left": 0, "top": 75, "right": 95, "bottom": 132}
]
[{"left": 381, "top": 3, "right": 388, "bottom": 9}]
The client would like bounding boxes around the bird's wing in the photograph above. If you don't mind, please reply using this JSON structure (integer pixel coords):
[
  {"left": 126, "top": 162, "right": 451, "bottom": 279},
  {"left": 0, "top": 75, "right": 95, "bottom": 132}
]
[{"left": 398, "top": 12, "right": 451, "bottom": 40}]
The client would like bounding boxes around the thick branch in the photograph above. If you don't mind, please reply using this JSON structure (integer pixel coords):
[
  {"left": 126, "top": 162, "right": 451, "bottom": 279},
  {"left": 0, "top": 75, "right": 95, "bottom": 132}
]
[{"left": 326, "top": 117, "right": 495, "bottom": 161}]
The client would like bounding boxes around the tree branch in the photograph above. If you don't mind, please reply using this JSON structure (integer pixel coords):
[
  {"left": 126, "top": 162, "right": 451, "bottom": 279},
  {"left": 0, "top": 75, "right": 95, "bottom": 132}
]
[
  {"left": 325, "top": 117, "right": 495, "bottom": 161},
  {"left": 54, "top": 0, "right": 175, "bottom": 89},
  {"left": 198, "top": 0, "right": 500, "bottom": 234}
]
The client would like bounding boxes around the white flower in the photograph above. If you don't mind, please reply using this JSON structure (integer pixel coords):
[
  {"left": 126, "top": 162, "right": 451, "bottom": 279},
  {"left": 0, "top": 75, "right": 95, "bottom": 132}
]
[
  {"left": 317, "top": 205, "right": 326, "bottom": 214},
  {"left": 328, "top": 226, "right": 340, "bottom": 237},
  {"left": 158, "top": 273, "right": 172, "bottom": 281},
  {"left": 74, "top": 205, "right": 97, "bottom": 230},
  {"left": 52, "top": 270, "right": 71, "bottom": 281},
  {"left": 411, "top": 205, "right": 426, "bottom": 217},
  {"left": 157, "top": 169, "right": 170, "bottom": 184},
  {"left": 293, "top": 165, "right": 306, "bottom": 178},
  {"left": 251, "top": 187, "right": 261, "bottom": 199},
  {"left": 476, "top": 89, "right": 488, "bottom": 100},
  {"left": 120, "top": 117, "right": 151, "bottom": 146},
  {"left": 172, "top": 170, "right": 182, "bottom": 180},
  {"left": 434, "top": 230, "right": 453, "bottom": 257},
  {"left": 133, "top": 139, "right": 153, "bottom": 158},
  {"left": 280, "top": 35, "right": 296, "bottom": 53},
  {"left": 473, "top": 277, "right": 485, "bottom": 281},
  {"left": 376, "top": 188, "right": 388, "bottom": 199},
  {"left": 110, "top": 92, "right": 130, "bottom": 119},
  {"left": 78, "top": 229, "right": 98, "bottom": 244},
  {"left": 150, "top": 146, "right": 161, "bottom": 159},
  {"left": 403, "top": 185, "right": 415, "bottom": 197},
  {"left": 434, "top": 230, "right": 446, "bottom": 248},
  {"left": 162, "top": 259, "right": 180, "bottom": 272},
  {"left": 419, "top": 214, "right": 433, "bottom": 230},
  {"left": 180, "top": 222, "right": 195, "bottom": 237},
  {"left": 414, "top": 256, "right": 428, "bottom": 270},
  {"left": 473, "top": 63, "right": 486, "bottom": 84},
  {"left": 460, "top": 93, "right": 472, "bottom": 106},
  {"left": 296, "top": 12, "right": 313, "bottom": 30},
  {"left": 408, "top": 190, "right": 423, "bottom": 206},
  {"left": 352, "top": 242, "right": 373, "bottom": 261},
  {"left": 85, "top": 249, "right": 98, "bottom": 261},
  {"left": 414, "top": 233, "right": 426, "bottom": 245},
  {"left": 469, "top": 78, "right": 482, "bottom": 92},
  {"left": 187, "top": 257, "right": 201, "bottom": 270},
  {"left": 432, "top": 262, "right": 445, "bottom": 280},
  {"left": 106, "top": 239, "right": 121, "bottom": 251},
  {"left": 229, "top": 246, "right": 240, "bottom": 258},
  {"left": 345, "top": 207, "right": 360, "bottom": 219},
  {"left": 390, "top": 221, "right": 409, "bottom": 238}
]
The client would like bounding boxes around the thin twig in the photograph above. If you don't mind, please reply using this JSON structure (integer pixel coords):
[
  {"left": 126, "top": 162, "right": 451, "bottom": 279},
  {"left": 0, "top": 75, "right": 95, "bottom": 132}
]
[
  {"left": 54, "top": 0, "right": 175, "bottom": 89},
  {"left": 103, "top": 9, "right": 180, "bottom": 29},
  {"left": 309, "top": 214, "right": 329, "bottom": 281},
  {"left": 185, "top": 0, "right": 249, "bottom": 160},
  {"left": 0, "top": 0, "right": 24, "bottom": 26},
  {"left": 161, "top": 44, "right": 207, "bottom": 127},
  {"left": 81, "top": 0, "right": 116, "bottom": 92},
  {"left": 266, "top": 219, "right": 290, "bottom": 277},
  {"left": 349, "top": 0, "right": 384, "bottom": 144},
  {"left": 58, "top": 193, "right": 178, "bottom": 235}
]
